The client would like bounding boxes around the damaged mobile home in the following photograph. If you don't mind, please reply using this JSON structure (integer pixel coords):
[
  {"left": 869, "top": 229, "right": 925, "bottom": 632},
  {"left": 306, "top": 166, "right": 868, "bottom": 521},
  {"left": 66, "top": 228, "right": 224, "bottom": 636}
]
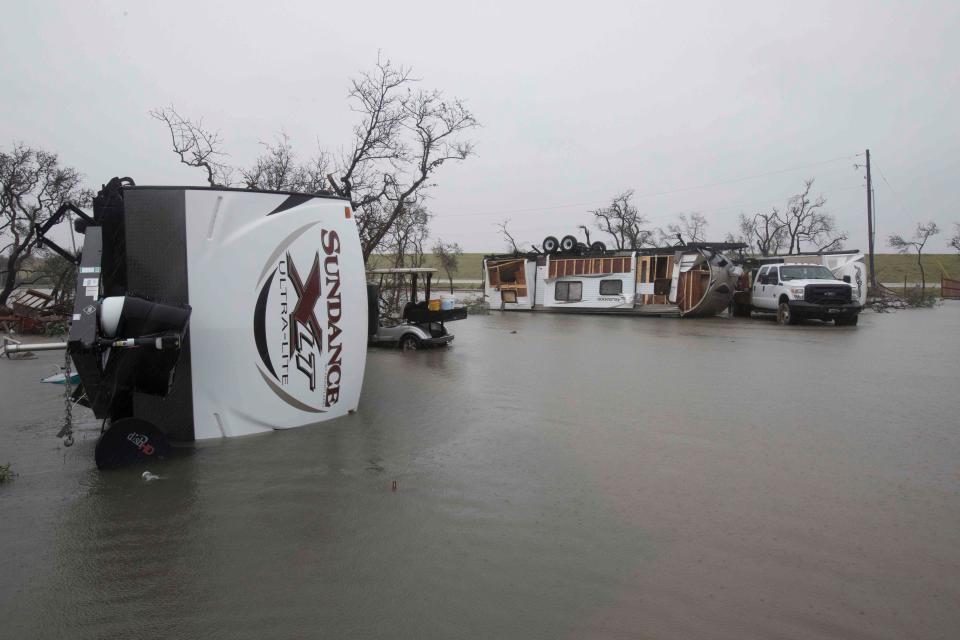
[
  {"left": 12, "top": 177, "right": 369, "bottom": 468},
  {"left": 484, "top": 234, "right": 745, "bottom": 317}
]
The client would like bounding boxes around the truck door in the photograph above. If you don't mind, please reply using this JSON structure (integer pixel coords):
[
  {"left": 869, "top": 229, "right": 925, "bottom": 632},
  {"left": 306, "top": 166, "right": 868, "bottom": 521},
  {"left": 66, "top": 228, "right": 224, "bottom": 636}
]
[{"left": 754, "top": 266, "right": 772, "bottom": 309}]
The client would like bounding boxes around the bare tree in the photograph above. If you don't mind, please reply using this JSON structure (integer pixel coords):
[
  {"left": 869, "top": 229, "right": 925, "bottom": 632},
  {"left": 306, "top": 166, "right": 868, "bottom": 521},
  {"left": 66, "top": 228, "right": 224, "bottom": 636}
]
[
  {"left": 592, "top": 190, "right": 652, "bottom": 250},
  {"left": 380, "top": 203, "right": 432, "bottom": 269},
  {"left": 153, "top": 57, "right": 478, "bottom": 264},
  {"left": 327, "top": 56, "right": 479, "bottom": 261},
  {"left": 889, "top": 221, "right": 940, "bottom": 295},
  {"left": 780, "top": 179, "right": 846, "bottom": 254},
  {"left": 950, "top": 223, "right": 960, "bottom": 253},
  {"left": 150, "top": 107, "right": 233, "bottom": 187},
  {"left": 241, "top": 133, "right": 330, "bottom": 193},
  {"left": 662, "top": 212, "right": 708, "bottom": 245},
  {"left": 0, "top": 143, "right": 86, "bottom": 307},
  {"left": 496, "top": 218, "right": 521, "bottom": 253},
  {"left": 374, "top": 203, "right": 432, "bottom": 314},
  {"left": 432, "top": 240, "right": 463, "bottom": 293},
  {"left": 734, "top": 209, "right": 786, "bottom": 256}
]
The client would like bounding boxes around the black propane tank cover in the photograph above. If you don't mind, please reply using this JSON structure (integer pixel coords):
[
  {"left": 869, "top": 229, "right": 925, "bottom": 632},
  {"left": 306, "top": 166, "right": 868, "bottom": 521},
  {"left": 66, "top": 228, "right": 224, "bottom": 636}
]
[{"left": 94, "top": 417, "right": 171, "bottom": 470}]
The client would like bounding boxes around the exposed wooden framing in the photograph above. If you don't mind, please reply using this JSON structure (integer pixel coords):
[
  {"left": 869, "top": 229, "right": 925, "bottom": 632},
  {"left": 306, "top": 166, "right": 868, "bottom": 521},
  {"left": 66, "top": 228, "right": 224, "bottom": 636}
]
[{"left": 549, "top": 257, "right": 631, "bottom": 279}]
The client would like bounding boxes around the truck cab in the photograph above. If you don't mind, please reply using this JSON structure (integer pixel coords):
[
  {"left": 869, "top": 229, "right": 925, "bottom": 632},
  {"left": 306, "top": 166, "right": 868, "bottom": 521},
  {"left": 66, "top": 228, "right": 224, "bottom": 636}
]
[{"left": 748, "top": 264, "right": 861, "bottom": 326}]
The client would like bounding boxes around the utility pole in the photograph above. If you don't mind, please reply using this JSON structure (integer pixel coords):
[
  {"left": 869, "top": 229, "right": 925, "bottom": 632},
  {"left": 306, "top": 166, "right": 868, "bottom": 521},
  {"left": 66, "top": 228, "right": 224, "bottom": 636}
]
[{"left": 865, "top": 149, "right": 877, "bottom": 288}]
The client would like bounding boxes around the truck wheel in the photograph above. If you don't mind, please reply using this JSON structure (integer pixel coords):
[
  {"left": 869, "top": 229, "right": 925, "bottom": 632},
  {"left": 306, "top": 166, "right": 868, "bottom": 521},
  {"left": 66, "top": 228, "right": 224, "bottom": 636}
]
[
  {"left": 542, "top": 236, "right": 559, "bottom": 253},
  {"left": 777, "top": 301, "right": 797, "bottom": 325},
  {"left": 399, "top": 334, "right": 421, "bottom": 351},
  {"left": 560, "top": 235, "right": 578, "bottom": 252}
]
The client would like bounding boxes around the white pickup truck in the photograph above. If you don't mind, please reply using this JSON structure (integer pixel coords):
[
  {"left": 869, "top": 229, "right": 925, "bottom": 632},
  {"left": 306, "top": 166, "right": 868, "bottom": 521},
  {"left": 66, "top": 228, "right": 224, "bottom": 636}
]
[{"left": 740, "top": 263, "right": 862, "bottom": 326}]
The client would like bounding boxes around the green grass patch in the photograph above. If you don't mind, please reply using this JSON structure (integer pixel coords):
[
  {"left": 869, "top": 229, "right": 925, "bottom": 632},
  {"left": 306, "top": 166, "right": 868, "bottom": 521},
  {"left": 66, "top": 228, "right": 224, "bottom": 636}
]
[
  {"left": 367, "top": 253, "right": 488, "bottom": 280},
  {"left": 870, "top": 254, "right": 960, "bottom": 284}
]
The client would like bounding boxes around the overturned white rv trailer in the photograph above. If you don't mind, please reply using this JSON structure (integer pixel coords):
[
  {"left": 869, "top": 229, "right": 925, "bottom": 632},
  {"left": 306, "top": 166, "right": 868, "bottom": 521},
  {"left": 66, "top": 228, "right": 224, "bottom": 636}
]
[
  {"left": 31, "top": 178, "right": 368, "bottom": 468},
  {"left": 747, "top": 251, "right": 868, "bottom": 306},
  {"left": 484, "top": 242, "right": 744, "bottom": 318}
]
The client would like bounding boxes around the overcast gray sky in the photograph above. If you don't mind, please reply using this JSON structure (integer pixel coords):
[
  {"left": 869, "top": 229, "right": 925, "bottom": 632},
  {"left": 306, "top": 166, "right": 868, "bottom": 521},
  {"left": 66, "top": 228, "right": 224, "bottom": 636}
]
[{"left": 2, "top": 0, "right": 958, "bottom": 252}]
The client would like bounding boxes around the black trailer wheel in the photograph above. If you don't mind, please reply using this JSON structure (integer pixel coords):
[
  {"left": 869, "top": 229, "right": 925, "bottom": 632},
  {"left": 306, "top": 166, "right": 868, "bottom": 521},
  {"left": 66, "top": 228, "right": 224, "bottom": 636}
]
[
  {"left": 399, "top": 334, "right": 421, "bottom": 351},
  {"left": 777, "top": 301, "right": 798, "bottom": 325},
  {"left": 590, "top": 241, "right": 607, "bottom": 252},
  {"left": 94, "top": 417, "right": 171, "bottom": 470},
  {"left": 542, "top": 236, "right": 559, "bottom": 253},
  {"left": 560, "top": 235, "right": 578, "bottom": 252}
]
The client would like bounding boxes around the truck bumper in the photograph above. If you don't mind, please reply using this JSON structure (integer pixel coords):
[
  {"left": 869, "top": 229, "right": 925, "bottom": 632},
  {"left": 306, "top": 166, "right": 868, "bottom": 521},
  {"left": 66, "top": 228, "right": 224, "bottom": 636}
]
[
  {"left": 788, "top": 300, "right": 861, "bottom": 320},
  {"left": 423, "top": 334, "right": 454, "bottom": 346}
]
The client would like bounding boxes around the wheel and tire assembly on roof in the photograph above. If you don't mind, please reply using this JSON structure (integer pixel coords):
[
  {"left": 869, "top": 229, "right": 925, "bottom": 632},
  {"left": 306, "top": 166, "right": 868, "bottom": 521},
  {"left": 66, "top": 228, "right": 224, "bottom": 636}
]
[
  {"left": 560, "top": 235, "right": 578, "bottom": 252},
  {"left": 542, "top": 236, "right": 559, "bottom": 253},
  {"left": 590, "top": 241, "right": 607, "bottom": 252}
]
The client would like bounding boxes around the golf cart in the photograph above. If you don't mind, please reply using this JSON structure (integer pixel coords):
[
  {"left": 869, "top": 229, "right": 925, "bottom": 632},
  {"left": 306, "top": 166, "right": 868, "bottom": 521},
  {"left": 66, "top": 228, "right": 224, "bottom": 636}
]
[{"left": 368, "top": 268, "right": 467, "bottom": 350}]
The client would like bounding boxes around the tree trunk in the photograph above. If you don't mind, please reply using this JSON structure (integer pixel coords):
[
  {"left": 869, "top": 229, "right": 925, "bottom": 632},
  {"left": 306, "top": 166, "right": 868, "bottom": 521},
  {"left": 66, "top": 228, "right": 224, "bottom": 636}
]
[
  {"left": 448, "top": 275, "right": 454, "bottom": 294},
  {"left": 0, "top": 251, "right": 22, "bottom": 307},
  {"left": 917, "top": 250, "right": 925, "bottom": 296}
]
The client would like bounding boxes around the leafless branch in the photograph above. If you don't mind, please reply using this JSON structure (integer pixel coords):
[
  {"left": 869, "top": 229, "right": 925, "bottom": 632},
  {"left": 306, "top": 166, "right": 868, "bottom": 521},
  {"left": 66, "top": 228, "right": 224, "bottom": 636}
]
[
  {"left": 496, "top": 218, "right": 520, "bottom": 253},
  {"left": 592, "top": 190, "right": 652, "bottom": 250},
  {"left": 1, "top": 142, "right": 85, "bottom": 306},
  {"left": 150, "top": 106, "right": 233, "bottom": 186}
]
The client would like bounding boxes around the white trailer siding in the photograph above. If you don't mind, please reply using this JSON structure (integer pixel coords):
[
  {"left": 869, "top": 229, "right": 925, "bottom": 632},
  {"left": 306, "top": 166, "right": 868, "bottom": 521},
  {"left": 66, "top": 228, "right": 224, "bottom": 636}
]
[
  {"left": 483, "top": 258, "right": 537, "bottom": 310},
  {"left": 534, "top": 265, "right": 547, "bottom": 307},
  {"left": 543, "top": 254, "right": 637, "bottom": 310}
]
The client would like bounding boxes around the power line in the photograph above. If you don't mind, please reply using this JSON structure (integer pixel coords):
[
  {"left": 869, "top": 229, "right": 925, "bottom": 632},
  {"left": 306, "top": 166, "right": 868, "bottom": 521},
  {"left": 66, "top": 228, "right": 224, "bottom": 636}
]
[
  {"left": 871, "top": 158, "right": 909, "bottom": 217},
  {"left": 444, "top": 153, "right": 858, "bottom": 218},
  {"left": 434, "top": 184, "right": 864, "bottom": 239}
]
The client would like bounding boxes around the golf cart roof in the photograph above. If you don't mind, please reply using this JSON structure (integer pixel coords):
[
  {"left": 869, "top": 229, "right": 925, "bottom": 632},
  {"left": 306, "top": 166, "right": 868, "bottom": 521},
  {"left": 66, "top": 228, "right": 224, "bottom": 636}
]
[{"left": 367, "top": 267, "right": 438, "bottom": 274}]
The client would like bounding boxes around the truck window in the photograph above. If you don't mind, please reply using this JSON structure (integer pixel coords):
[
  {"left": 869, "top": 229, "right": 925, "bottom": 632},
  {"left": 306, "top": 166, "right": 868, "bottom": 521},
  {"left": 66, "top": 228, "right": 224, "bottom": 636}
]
[{"left": 780, "top": 265, "right": 836, "bottom": 281}]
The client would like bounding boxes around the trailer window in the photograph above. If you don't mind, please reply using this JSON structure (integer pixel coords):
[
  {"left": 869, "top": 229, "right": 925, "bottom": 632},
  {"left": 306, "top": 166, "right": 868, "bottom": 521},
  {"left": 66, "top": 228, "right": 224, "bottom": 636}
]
[
  {"left": 555, "top": 281, "right": 582, "bottom": 302},
  {"left": 599, "top": 279, "right": 622, "bottom": 295}
]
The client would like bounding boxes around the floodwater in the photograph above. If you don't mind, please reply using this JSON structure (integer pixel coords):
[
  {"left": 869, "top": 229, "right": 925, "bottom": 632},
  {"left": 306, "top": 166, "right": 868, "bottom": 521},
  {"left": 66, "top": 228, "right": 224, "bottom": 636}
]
[{"left": 2, "top": 304, "right": 959, "bottom": 639}]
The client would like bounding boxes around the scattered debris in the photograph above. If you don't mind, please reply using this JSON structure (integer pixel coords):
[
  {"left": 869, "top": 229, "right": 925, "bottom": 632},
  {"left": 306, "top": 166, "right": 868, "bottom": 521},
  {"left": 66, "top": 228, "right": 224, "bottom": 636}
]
[
  {"left": 464, "top": 299, "right": 489, "bottom": 315},
  {"left": 141, "top": 471, "right": 162, "bottom": 482},
  {"left": 868, "top": 285, "right": 940, "bottom": 312},
  {"left": 2, "top": 337, "right": 37, "bottom": 360},
  {"left": 391, "top": 480, "right": 398, "bottom": 492},
  {"left": 0, "top": 463, "right": 14, "bottom": 484}
]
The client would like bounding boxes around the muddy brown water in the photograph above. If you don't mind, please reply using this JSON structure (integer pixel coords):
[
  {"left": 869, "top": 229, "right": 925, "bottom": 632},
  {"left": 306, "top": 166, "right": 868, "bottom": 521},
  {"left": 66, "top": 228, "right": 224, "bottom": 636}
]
[{"left": 2, "top": 304, "right": 959, "bottom": 639}]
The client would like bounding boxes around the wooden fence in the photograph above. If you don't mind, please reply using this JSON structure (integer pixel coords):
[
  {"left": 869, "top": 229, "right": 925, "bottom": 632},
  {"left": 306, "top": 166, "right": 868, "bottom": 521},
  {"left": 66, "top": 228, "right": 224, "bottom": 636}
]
[{"left": 942, "top": 277, "right": 960, "bottom": 299}]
